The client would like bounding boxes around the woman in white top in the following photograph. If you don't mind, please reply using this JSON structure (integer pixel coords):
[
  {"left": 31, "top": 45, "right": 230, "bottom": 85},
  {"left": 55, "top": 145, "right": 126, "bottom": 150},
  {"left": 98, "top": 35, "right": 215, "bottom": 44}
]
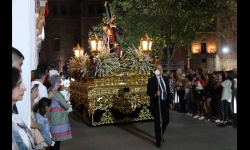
[{"left": 217, "top": 71, "right": 234, "bottom": 127}]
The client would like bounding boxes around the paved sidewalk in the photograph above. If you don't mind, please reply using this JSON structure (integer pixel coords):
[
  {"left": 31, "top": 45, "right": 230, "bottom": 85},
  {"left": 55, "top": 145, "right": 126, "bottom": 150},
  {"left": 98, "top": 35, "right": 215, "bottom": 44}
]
[{"left": 61, "top": 110, "right": 237, "bottom": 150}]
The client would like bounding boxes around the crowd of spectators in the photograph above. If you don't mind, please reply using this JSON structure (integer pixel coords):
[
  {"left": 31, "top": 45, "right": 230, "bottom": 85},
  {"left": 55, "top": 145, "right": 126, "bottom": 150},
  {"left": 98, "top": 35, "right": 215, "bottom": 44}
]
[
  {"left": 12, "top": 47, "right": 72, "bottom": 150},
  {"left": 165, "top": 67, "right": 237, "bottom": 128},
  {"left": 12, "top": 47, "right": 237, "bottom": 150}
]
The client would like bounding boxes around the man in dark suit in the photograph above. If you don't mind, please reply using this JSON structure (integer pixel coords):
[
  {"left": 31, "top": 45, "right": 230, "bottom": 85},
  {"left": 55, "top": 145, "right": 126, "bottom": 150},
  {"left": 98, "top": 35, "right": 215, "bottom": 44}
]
[{"left": 147, "top": 64, "right": 173, "bottom": 148}]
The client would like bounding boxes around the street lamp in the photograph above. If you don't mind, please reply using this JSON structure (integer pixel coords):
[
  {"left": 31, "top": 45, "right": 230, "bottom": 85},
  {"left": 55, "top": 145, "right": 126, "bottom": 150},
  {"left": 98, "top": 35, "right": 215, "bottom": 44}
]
[
  {"left": 222, "top": 47, "right": 229, "bottom": 54},
  {"left": 140, "top": 33, "right": 153, "bottom": 55},
  {"left": 73, "top": 43, "right": 84, "bottom": 58},
  {"left": 88, "top": 32, "right": 103, "bottom": 57}
]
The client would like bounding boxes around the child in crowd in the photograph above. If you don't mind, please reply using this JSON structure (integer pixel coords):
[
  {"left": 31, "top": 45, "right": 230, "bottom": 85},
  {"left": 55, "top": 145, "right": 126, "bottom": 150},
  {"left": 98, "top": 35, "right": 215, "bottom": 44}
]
[
  {"left": 60, "top": 72, "right": 72, "bottom": 112},
  {"left": 33, "top": 97, "right": 54, "bottom": 147},
  {"left": 60, "top": 72, "right": 70, "bottom": 104}
]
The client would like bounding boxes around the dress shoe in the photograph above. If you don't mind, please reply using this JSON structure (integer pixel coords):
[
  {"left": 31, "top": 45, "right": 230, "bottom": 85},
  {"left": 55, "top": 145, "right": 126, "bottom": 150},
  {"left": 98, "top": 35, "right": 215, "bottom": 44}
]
[{"left": 155, "top": 142, "right": 161, "bottom": 148}]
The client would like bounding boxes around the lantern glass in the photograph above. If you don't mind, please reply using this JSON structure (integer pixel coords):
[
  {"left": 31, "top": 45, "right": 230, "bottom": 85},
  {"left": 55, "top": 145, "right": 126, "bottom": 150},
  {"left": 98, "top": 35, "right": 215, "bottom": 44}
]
[
  {"left": 89, "top": 32, "right": 103, "bottom": 56},
  {"left": 140, "top": 33, "right": 153, "bottom": 53},
  {"left": 74, "top": 50, "right": 80, "bottom": 57},
  {"left": 148, "top": 41, "right": 152, "bottom": 50},
  {"left": 73, "top": 43, "right": 84, "bottom": 58},
  {"left": 97, "top": 40, "right": 102, "bottom": 51},
  {"left": 80, "top": 49, "right": 84, "bottom": 56},
  {"left": 142, "top": 41, "right": 148, "bottom": 50},
  {"left": 90, "top": 40, "right": 97, "bottom": 51}
]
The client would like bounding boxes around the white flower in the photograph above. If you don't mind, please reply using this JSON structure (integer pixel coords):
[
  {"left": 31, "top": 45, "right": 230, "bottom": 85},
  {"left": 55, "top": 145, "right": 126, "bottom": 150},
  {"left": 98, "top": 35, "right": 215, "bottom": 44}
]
[
  {"left": 94, "top": 52, "right": 122, "bottom": 77},
  {"left": 68, "top": 45, "right": 154, "bottom": 80},
  {"left": 68, "top": 54, "right": 90, "bottom": 79},
  {"left": 123, "top": 45, "right": 154, "bottom": 74}
]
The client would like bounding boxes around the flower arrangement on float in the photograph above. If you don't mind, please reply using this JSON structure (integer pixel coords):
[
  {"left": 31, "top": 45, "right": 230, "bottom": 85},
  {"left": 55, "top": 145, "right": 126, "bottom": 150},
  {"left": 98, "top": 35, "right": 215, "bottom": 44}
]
[
  {"left": 67, "top": 45, "right": 153, "bottom": 81},
  {"left": 67, "top": 53, "right": 91, "bottom": 80},
  {"left": 122, "top": 45, "right": 154, "bottom": 74},
  {"left": 93, "top": 52, "right": 122, "bottom": 77}
]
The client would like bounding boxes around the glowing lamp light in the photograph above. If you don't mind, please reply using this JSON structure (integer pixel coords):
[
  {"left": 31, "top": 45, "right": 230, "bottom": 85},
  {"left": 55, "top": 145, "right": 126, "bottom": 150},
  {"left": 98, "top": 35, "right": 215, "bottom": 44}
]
[
  {"left": 222, "top": 47, "right": 229, "bottom": 53},
  {"left": 73, "top": 43, "right": 84, "bottom": 58},
  {"left": 90, "top": 41, "right": 96, "bottom": 50},
  {"left": 88, "top": 32, "right": 103, "bottom": 56},
  {"left": 140, "top": 33, "right": 153, "bottom": 55},
  {"left": 209, "top": 48, "right": 215, "bottom": 53}
]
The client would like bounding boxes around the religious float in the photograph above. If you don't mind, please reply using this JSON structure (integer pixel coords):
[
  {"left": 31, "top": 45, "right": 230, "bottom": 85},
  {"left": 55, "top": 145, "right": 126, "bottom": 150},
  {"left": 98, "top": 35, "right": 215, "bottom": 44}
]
[
  {"left": 68, "top": 33, "right": 156, "bottom": 126},
  {"left": 69, "top": 41, "right": 156, "bottom": 126},
  {"left": 67, "top": 1, "right": 158, "bottom": 126}
]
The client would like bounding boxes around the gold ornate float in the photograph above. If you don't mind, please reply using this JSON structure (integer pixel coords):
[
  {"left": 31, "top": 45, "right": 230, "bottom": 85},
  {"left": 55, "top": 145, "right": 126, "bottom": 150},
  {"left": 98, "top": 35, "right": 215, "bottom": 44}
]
[
  {"left": 70, "top": 69, "right": 154, "bottom": 126},
  {"left": 69, "top": 35, "right": 155, "bottom": 126}
]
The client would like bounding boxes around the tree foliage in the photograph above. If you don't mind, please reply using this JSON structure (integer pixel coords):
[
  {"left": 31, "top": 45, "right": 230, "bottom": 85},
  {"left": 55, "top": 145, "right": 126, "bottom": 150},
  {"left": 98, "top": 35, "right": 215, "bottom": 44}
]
[{"left": 90, "top": 0, "right": 236, "bottom": 61}]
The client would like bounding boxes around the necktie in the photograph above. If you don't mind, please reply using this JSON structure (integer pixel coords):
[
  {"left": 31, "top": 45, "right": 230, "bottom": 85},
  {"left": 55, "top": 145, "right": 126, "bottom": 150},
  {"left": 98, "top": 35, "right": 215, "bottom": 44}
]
[{"left": 159, "top": 77, "right": 167, "bottom": 99}]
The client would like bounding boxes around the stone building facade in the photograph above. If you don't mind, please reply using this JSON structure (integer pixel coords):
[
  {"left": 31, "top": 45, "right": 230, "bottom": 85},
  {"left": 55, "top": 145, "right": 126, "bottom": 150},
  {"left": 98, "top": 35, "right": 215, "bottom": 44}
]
[
  {"left": 189, "top": 17, "right": 237, "bottom": 71},
  {"left": 189, "top": 1, "right": 237, "bottom": 72},
  {"left": 40, "top": 0, "right": 104, "bottom": 72}
]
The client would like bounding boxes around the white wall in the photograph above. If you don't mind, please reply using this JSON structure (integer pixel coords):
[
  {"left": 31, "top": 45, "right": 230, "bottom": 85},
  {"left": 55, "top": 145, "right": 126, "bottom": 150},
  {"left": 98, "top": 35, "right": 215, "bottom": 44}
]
[{"left": 12, "top": 0, "right": 37, "bottom": 127}]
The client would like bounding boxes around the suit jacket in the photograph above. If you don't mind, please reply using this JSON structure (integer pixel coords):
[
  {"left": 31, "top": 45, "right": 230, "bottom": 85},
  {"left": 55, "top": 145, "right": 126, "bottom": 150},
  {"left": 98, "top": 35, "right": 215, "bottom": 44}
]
[{"left": 147, "top": 75, "right": 173, "bottom": 110}]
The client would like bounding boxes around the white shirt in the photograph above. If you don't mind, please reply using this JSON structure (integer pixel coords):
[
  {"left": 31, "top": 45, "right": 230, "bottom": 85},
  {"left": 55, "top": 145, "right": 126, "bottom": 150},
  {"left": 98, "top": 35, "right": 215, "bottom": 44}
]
[
  {"left": 157, "top": 76, "right": 167, "bottom": 99},
  {"left": 61, "top": 79, "right": 70, "bottom": 88},
  {"left": 221, "top": 79, "right": 232, "bottom": 102},
  {"left": 196, "top": 81, "right": 203, "bottom": 90},
  {"left": 60, "top": 78, "right": 70, "bottom": 102},
  {"left": 49, "top": 70, "right": 59, "bottom": 76},
  {"left": 31, "top": 81, "right": 48, "bottom": 105}
]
